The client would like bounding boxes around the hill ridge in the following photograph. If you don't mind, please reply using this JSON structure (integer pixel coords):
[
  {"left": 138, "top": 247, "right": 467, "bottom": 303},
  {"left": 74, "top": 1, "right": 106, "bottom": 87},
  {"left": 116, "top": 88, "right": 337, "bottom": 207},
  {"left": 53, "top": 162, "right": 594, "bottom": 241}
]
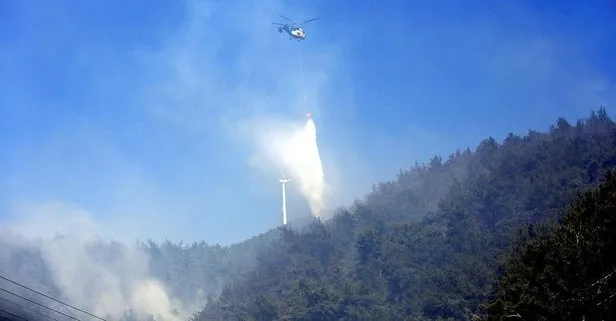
[{"left": 191, "top": 107, "right": 616, "bottom": 320}]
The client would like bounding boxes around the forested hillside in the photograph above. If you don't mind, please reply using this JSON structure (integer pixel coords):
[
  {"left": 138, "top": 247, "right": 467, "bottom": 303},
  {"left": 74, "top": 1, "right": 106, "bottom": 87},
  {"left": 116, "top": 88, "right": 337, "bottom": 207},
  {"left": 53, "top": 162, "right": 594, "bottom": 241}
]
[
  {"left": 1, "top": 109, "right": 615, "bottom": 321},
  {"left": 192, "top": 108, "right": 616, "bottom": 320},
  {"left": 142, "top": 226, "right": 282, "bottom": 304},
  {"left": 486, "top": 169, "right": 616, "bottom": 320}
]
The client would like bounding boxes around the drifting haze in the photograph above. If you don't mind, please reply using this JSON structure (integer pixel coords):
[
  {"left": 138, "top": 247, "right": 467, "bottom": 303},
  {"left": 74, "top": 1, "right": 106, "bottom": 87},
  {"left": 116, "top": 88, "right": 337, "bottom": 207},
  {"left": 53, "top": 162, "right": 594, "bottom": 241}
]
[
  {"left": 1, "top": 1, "right": 343, "bottom": 318},
  {"left": 0, "top": 203, "right": 196, "bottom": 321},
  {"left": 0, "top": 0, "right": 614, "bottom": 320},
  {"left": 0, "top": 0, "right": 348, "bottom": 244},
  {"left": 36, "top": 238, "right": 186, "bottom": 321},
  {"left": 1, "top": 0, "right": 615, "bottom": 251}
]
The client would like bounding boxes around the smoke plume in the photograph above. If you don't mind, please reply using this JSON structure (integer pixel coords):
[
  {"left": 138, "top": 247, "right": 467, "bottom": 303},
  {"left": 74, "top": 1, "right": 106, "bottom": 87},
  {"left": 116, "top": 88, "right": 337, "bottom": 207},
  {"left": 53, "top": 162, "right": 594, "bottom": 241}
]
[{"left": 0, "top": 202, "right": 193, "bottom": 321}]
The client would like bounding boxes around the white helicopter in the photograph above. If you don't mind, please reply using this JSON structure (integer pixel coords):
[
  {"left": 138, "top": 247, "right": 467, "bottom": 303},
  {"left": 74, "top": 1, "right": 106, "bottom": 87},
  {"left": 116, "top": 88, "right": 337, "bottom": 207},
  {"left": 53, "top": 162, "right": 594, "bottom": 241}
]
[{"left": 272, "top": 15, "right": 320, "bottom": 41}]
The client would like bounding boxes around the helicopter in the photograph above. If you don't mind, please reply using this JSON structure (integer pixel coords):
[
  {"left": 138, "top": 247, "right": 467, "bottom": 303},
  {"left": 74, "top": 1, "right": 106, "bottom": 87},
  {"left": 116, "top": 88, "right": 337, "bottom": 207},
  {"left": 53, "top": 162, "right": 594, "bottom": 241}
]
[{"left": 272, "top": 15, "right": 320, "bottom": 41}]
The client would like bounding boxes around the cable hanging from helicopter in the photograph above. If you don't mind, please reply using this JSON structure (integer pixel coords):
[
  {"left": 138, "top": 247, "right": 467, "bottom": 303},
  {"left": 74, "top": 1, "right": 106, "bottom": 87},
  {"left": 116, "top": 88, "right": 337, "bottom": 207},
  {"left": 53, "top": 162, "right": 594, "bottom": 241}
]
[
  {"left": 297, "top": 41, "right": 306, "bottom": 101},
  {"left": 273, "top": 15, "right": 320, "bottom": 102}
]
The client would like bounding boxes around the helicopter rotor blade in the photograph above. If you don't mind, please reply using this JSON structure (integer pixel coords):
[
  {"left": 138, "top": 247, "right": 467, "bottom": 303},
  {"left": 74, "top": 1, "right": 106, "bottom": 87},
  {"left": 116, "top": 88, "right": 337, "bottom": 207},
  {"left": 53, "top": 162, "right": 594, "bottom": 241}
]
[
  {"left": 298, "top": 17, "right": 320, "bottom": 26},
  {"left": 276, "top": 15, "right": 319, "bottom": 28}
]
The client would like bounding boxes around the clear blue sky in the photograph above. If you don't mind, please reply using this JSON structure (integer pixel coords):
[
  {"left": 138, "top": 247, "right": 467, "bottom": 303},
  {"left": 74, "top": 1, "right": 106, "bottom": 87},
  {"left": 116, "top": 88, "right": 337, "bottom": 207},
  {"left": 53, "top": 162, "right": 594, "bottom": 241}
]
[{"left": 1, "top": 0, "right": 614, "bottom": 245}]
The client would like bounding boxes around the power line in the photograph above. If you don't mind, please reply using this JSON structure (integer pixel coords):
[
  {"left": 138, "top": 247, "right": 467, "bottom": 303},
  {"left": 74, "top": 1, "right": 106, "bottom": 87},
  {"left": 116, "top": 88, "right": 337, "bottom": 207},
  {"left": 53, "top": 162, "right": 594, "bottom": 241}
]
[
  {"left": 0, "top": 315, "right": 17, "bottom": 321},
  {"left": 0, "top": 308, "right": 27, "bottom": 321},
  {"left": 0, "top": 287, "right": 82, "bottom": 321},
  {"left": 0, "top": 275, "right": 106, "bottom": 321},
  {"left": 0, "top": 296, "right": 60, "bottom": 321}
]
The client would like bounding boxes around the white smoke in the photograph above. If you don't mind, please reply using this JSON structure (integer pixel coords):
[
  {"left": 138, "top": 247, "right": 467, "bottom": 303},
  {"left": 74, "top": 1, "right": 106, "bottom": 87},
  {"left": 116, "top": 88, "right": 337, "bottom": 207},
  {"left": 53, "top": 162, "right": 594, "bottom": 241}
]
[
  {"left": 39, "top": 238, "right": 184, "bottom": 321},
  {"left": 240, "top": 113, "right": 327, "bottom": 218},
  {"left": 0, "top": 201, "right": 191, "bottom": 321}
]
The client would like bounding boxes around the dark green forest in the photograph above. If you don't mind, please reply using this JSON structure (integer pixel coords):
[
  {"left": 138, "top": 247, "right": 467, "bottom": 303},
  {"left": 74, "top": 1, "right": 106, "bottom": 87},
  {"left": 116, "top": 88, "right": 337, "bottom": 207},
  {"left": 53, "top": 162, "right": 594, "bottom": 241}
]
[
  {"left": 1, "top": 108, "right": 616, "bottom": 321},
  {"left": 191, "top": 108, "right": 616, "bottom": 320}
]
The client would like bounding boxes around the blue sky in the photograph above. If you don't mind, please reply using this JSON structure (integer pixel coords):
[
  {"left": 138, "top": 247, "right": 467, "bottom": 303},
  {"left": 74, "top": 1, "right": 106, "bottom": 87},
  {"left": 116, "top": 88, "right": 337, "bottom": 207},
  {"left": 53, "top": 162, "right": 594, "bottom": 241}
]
[{"left": 1, "top": 0, "right": 614, "bottom": 245}]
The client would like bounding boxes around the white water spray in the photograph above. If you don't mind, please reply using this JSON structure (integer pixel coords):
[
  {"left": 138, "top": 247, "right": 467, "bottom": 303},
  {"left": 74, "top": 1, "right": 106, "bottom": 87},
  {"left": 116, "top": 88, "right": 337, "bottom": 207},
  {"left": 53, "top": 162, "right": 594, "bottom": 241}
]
[
  {"left": 285, "top": 115, "right": 326, "bottom": 217},
  {"left": 244, "top": 113, "right": 327, "bottom": 218}
]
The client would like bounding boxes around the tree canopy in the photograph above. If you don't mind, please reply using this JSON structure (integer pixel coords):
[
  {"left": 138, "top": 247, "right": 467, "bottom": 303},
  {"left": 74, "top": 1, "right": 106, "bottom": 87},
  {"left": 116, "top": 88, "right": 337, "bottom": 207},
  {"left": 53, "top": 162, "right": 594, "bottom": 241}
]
[{"left": 191, "top": 108, "right": 616, "bottom": 320}]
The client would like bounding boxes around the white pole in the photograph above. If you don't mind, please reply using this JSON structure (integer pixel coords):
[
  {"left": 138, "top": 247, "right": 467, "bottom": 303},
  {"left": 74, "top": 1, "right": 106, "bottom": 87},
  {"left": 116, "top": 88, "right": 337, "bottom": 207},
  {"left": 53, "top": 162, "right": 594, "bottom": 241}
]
[{"left": 281, "top": 180, "right": 287, "bottom": 225}]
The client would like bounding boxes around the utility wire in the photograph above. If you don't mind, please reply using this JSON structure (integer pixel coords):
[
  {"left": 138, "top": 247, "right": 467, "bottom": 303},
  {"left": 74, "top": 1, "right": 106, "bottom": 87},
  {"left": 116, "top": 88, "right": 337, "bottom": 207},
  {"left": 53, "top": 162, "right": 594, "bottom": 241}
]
[
  {"left": 0, "top": 308, "right": 27, "bottom": 321},
  {"left": 0, "top": 315, "right": 16, "bottom": 321},
  {"left": 0, "top": 287, "right": 82, "bottom": 321},
  {"left": 0, "top": 296, "right": 60, "bottom": 321},
  {"left": 0, "top": 275, "right": 106, "bottom": 321}
]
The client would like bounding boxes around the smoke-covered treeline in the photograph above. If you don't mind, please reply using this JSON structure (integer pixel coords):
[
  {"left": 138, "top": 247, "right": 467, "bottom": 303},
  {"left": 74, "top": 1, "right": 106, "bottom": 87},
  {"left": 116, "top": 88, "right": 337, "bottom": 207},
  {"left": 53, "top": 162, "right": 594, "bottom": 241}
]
[
  {"left": 0, "top": 227, "right": 281, "bottom": 321},
  {"left": 2, "top": 108, "right": 615, "bottom": 321}
]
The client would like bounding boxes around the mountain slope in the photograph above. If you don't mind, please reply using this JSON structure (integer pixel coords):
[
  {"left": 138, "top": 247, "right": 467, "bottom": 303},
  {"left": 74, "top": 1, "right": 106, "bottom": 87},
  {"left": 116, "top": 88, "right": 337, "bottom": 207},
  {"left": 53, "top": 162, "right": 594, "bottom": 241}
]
[
  {"left": 191, "top": 108, "right": 616, "bottom": 320},
  {"left": 1, "top": 108, "right": 614, "bottom": 321}
]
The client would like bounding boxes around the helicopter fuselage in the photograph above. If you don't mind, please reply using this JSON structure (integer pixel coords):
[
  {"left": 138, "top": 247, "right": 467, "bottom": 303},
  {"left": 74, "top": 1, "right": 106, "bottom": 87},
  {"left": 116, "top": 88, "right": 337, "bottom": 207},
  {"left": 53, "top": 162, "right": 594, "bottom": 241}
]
[{"left": 278, "top": 25, "right": 306, "bottom": 40}]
